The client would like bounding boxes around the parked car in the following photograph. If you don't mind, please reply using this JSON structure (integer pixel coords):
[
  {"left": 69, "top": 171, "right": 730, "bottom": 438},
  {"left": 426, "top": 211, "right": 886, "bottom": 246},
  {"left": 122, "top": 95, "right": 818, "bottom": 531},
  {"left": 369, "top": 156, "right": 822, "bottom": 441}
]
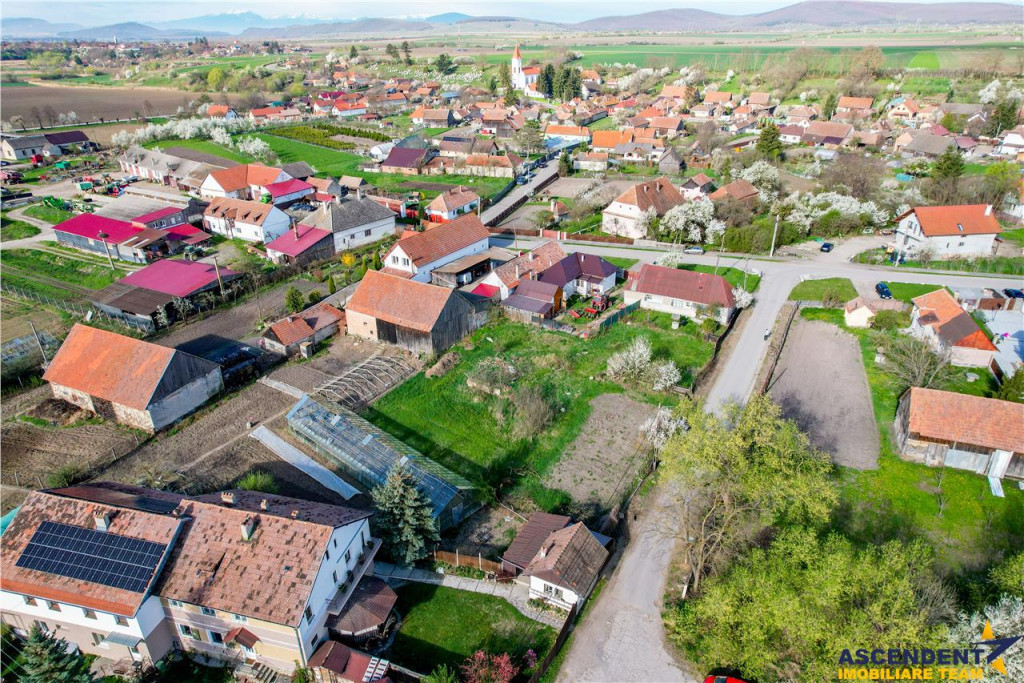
[
  {"left": 819, "top": 242, "right": 834, "bottom": 252},
  {"left": 1003, "top": 288, "right": 1024, "bottom": 299},
  {"left": 876, "top": 282, "right": 893, "bottom": 299},
  {"left": 515, "top": 176, "right": 528, "bottom": 185},
  {"left": 535, "top": 160, "right": 548, "bottom": 168},
  {"left": 683, "top": 245, "right": 705, "bottom": 255},
  {"left": 704, "top": 676, "right": 748, "bottom": 683}
]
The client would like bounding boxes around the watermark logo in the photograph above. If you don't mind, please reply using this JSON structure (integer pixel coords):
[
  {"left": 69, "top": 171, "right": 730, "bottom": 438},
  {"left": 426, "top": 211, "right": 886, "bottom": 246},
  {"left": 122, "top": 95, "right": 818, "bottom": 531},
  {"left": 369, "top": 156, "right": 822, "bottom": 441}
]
[{"left": 836, "top": 621, "right": 1021, "bottom": 681}]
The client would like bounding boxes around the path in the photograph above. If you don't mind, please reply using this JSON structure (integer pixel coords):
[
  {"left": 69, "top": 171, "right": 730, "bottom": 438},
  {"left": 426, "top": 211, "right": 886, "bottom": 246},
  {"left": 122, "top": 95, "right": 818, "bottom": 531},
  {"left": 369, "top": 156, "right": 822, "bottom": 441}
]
[
  {"left": 250, "top": 425, "right": 359, "bottom": 499},
  {"left": 373, "top": 561, "right": 566, "bottom": 630},
  {"left": 480, "top": 163, "right": 560, "bottom": 226},
  {"left": 0, "top": 205, "right": 57, "bottom": 250}
]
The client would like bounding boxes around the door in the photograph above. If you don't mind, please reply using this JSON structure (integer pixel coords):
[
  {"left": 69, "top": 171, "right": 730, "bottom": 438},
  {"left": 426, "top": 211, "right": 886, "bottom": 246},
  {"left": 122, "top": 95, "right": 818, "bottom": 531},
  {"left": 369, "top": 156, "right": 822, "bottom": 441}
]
[{"left": 376, "top": 320, "right": 398, "bottom": 344}]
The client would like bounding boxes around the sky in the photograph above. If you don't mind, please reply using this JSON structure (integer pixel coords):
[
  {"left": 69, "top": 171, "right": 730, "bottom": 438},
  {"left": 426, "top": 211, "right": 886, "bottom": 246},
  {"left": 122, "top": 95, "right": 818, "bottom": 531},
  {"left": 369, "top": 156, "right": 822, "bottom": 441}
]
[{"left": 3, "top": 0, "right": 1010, "bottom": 26}]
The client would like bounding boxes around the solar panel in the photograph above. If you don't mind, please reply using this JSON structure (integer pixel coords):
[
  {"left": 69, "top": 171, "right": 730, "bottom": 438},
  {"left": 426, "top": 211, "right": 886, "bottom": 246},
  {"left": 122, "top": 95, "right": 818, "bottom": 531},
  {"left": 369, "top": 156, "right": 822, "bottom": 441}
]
[{"left": 16, "top": 521, "right": 167, "bottom": 593}]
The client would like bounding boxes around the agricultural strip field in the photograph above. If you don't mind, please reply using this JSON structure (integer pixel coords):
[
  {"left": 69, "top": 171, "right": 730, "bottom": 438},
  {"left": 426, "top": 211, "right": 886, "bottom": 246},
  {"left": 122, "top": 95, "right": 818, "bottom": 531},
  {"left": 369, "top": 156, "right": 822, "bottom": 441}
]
[
  {"left": 364, "top": 315, "right": 715, "bottom": 512},
  {"left": 0, "top": 85, "right": 245, "bottom": 124},
  {"left": 2, "top": 248, "right": 129, "bottom": 300}
]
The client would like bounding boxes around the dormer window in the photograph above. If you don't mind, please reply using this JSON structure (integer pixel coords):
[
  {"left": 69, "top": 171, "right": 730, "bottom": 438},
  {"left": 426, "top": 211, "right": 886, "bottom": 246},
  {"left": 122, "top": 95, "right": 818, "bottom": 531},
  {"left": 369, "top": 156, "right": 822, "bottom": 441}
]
[{"left": 956, "top": 223, "right": 964, "bottom": 232}]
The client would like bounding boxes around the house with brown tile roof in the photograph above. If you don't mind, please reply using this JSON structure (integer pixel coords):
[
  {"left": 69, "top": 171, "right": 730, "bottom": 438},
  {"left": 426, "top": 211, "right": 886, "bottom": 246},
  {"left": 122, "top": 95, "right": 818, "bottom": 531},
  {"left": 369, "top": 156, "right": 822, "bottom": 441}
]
[
  {"left": 624, "top": 264, "right": 735, "bottom": 325},
  {"left": 263, "top": 302, "right": 345, "bottom": 356},
  {"left": 473, "top": 241, "right": 569, "bottom": 300},
  {"left": 601, "top": 177, "right": 686, "bottom": 239},
  {"left": 709, "top": 178, "right": 760, "bottom": 205},
  {"left": 501, "top": 512, "right": 570, "bottom": 574},
  {"left": 894, "top": 388, "right": 1024, "bottom": 486},
  {"left": 203, "top": 197, "right": 292, "bottom": 244},
  {"left": 308, "top": 640, "right": 393, "bottom": 683},
  {"left": 834, "top": 95, "right": 874, "bottom": 121},
  {"left": 425, "top": 186, "right": 481, "bottom": 223},
  {"left": 895, "top": 204, "right": 1001, "bottom": 260},
  {"left": 199, "top": 164, "right": 291, "bottom": 200},
  {"left": 521, "top": 522, "right": 609, "bottom": 610},
  {"left": 43, "top": 324, "right": 223, "bottom": 432},
  {"left": 381, "top": 214, "right": 490, "bottom": 283},
  {"left": 345, "top": 270, "right": 481, "bottom": 354},
  {"left": 909, "top": 289, "right": 997, "bottom": 368}
]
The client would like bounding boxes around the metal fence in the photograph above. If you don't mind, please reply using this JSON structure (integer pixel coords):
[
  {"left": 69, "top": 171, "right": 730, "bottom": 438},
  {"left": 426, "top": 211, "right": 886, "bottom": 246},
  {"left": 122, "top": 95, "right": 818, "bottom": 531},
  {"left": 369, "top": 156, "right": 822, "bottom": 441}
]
[{"left": 0, "top": 282, "right": 153, "bottom": 334}]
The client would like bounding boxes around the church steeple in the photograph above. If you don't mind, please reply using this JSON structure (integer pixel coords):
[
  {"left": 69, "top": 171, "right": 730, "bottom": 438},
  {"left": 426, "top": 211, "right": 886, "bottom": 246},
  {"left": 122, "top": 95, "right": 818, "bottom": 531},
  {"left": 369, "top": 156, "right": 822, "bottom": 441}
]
[{"left": 512, "top": 43, "right": 521, "bottom": 60}]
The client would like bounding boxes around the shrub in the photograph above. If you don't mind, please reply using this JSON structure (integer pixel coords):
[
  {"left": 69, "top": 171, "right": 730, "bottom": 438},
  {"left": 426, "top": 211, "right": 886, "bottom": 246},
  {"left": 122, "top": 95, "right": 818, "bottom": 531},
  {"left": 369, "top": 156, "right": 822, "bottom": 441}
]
[
  {"left": 307, "top": 290, "right": 323, "bottom": 305},
  {"left": 47, "top": 463, "right": 86, "bottom": 488},
  {"left": 820, "top": 286, "right": 846, "bottom": 309},
  {"left": 870, "top": 309, "right": 908, "bottom": 331},
  {"left": 237, "top": 470, "right": 278, "bottom": 493},
  {"left": 285, "top": 286, "right": 305, "bottom": 313}
]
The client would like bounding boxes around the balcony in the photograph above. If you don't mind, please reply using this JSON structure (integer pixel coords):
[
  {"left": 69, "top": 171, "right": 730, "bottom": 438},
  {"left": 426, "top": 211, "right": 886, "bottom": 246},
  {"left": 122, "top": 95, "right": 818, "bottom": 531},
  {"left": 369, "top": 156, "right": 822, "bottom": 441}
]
[{"left": 326, "top": 538, "right": 381, "bottom": 616}]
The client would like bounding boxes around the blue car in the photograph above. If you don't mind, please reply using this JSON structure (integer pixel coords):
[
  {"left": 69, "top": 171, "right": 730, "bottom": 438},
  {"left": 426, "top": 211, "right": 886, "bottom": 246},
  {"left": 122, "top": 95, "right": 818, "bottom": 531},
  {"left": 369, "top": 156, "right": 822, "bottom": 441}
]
[
  {"left": 1003, "top": 288, "right": 1024, "bottom": 299},
  {"left": 876, "top": 282, "right": 893, "bottom": 300}
]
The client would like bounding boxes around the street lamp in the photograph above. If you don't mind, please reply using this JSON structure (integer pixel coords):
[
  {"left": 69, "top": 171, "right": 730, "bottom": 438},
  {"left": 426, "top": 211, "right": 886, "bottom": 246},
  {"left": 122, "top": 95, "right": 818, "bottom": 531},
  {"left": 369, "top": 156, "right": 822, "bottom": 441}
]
[{"left": 96, "top": 231, "right": 116, "bottom": 271}]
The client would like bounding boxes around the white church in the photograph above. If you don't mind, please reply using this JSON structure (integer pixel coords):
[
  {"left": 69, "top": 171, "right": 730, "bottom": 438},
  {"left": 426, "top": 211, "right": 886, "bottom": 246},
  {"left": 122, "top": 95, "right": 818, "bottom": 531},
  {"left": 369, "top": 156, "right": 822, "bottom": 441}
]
[{"left": 511, "top": 44, "right": 546, "bottom": 99}]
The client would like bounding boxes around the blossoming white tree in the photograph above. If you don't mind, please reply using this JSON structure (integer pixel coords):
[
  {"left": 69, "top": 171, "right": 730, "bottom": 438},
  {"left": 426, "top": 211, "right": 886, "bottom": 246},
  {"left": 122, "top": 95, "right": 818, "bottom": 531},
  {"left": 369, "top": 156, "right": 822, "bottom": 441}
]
[
  {"left": 661, "top": 201, "right": 726, "bottom": 244},
  {"left": 732, "top": 287, "right": 755, "bottom": 309},
  {"left": 738, "top": 160, "right": 781, "bottom": 202}
]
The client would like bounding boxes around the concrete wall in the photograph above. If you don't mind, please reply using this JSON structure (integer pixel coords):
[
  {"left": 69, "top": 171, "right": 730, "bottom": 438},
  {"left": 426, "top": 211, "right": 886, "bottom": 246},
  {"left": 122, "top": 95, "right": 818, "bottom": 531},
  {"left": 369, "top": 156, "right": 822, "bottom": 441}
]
[{"left": 346, "top": 309, "right": 379, "bottom": 344}]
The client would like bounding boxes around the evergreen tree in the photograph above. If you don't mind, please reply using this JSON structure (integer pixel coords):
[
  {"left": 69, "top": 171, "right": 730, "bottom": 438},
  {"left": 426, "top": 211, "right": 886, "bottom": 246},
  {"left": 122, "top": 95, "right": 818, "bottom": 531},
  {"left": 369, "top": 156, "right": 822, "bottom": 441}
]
[
  {"left": 385, "top": 43, "right": 400, "bottom": 61},
  {"left": 756, "top": 121, "right": 784, "bottom": 159},
  {"left": 20, "top": 626, "right": 94, "bottom": 683},
  {"left": 401, "top": 41, "right": 412, "bottom": 65},
  {"left": 540, "top": 64, "right": 556, "bottom": 97},
  {"left": 434, "top": 53, "right": 454, "bottom": 74},
  {"left": 327, "top": 275, "right": 337, "bottom": 295},
  {"left": 371, "top": 465, "right": 439, "bottom": 566},
  {"left": 931, "top": 146, "right": 964, "bottom": 181},
  {"left": 349, "top": 45, "right": 358, "bottom": 60},
  {"left": 497, "top": 62, "right": 513, "bottom": 94},
  {"left": 285, "top": 286, "right": 306, "bottom": 313},
  {"left": 821, "top": 91, "right": 838, "bottom": 119},
  {"left": 988, "top": 98, "right": 1021, "bottom": 136}
]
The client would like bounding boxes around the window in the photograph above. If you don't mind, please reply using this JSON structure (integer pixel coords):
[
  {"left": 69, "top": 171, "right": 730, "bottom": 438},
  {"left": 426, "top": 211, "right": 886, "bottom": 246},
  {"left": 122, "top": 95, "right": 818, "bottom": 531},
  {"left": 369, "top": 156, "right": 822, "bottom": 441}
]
[
  {"left": 332, "top": 571, "right": 338, "bottom": 584},
  {"left": 241, "top": 643, "right": 255, "bottom": 655},
  {"left": 304, "top": 606, "right": 313, "bottom": 624},
  {"left": 232, "top": 615, "right": 248, "bottom": 623},
  {"left": 344, "top": 549, "right": 352, "bottom": 563},
  {"left": 47, "top": 601, "right": 61, "bottom": 612},
  {"left": 84, "top": 609, "right": 97, "bottom": 620},
  {"left": 24, "top": 597, "right": 37, "bottom": 607},
  {"left": 92, "top": 633, "right": 104, "bottom": 646},
  {"left": 325, "top": 548, "right": 330, "bottom": 561},
  {"left": 178, "top": 624, "right": 194, "bottom": 638},
  {"left": 116, "top": 616, "right": 129, "bottom": 627},
  {"left": 311, "top": 633, "right": 320, "bottom": 649},
  {"left": 364, "top": 229, "right": 371, "bottom": 237},
  {"left": 333, "top": 538, "right": 338, "bottom": 548},
  {"left": 542, "top": 583, "right": 563, "bottom": 601},
  {"left": 129, "top": 645, "right": 139, "bottom": 655},
  {"left": 201, "top": 607, "right": 216, "bottom": 616},
  {"left": 168, "top": 600, "right": 183, "bottom": 608},
  {"left": 209, "top": 631, "right": 224, "bottom": 645},
  {"left": 34, "top": 621, "right": 49, "bottom": 633}
]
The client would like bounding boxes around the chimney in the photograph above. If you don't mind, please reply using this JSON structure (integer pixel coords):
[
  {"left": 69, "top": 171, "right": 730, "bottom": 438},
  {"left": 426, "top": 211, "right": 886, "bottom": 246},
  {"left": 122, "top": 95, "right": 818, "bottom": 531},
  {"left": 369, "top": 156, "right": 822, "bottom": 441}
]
[
  {"left": 538, "top": 543, "right": 548, "bottom": 559},
  {"left": 221, "top": 491, "right": 235, "bottom": 506},
  {"left": 985, "top": 204, "right": 993, "bottom": 216},
  {"left": 240, "top": 515, "right": 256, "bottom": 542},
  {"left": 93, "top": 511, "right": 111, "bottom": 532},
  {"left": 290, "top": 509, "right": 301, "bottom": 520},
  {"left": 260, "top": 499, "right": 269, "bottom": 511}
]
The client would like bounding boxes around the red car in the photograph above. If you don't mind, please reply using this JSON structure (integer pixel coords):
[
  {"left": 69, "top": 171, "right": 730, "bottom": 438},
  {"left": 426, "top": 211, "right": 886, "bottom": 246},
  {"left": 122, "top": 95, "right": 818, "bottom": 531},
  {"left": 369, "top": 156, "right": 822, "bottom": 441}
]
[{"left": 705, "top": 676, "right": 748, "bottom": 683}]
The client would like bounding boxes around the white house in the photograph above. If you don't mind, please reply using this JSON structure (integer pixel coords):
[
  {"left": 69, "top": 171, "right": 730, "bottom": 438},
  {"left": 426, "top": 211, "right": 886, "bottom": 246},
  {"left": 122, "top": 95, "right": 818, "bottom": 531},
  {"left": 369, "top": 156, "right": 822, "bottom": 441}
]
[
  {"left": 624, "top": 264, "right": 736, "bottom": 325},
  {"left": 203, "top": 198, "right": 291, "bottom": 243},
  {"left": 424, "top": 186, "right": 480, "bottom": 223},
  {"left": 843, "top": 297, "right": 906, "bottom": 329},
  {"left": 199, "top": 164, "right": 291, "bottom": 200},
  {"left": 382, "top": 214, "right": 490, "bottom": 283},
  {"left": 894, "top": 205, "right": 1002, "bottom": 260},
  {"left": 601, "top": 177, "right": 685, "bottom": 239},
  {"left": 0, "top": 134, "right": 58, "bottom": 160},
  {"left": 300, "top": 195, "right": 397, "bottom": 252},
  {"left": 997, "top": 125, "right": 1024, "bottom": 157},
  {"left": 910, "top": 289, "right": 998, "bottom": 368}
]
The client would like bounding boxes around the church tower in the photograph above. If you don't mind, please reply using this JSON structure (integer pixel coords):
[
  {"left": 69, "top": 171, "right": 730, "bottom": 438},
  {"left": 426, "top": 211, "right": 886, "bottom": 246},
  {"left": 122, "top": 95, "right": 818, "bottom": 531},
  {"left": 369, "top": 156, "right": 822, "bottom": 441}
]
[{"left": 511, "top": 44, "right": 524, "bottom": 90}]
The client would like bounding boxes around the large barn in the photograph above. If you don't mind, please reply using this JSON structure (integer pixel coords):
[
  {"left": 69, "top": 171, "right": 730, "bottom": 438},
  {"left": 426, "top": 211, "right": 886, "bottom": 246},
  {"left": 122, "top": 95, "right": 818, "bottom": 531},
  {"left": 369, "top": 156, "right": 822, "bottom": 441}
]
[
  {"left": 345, "top": 270, "right": 481, "bottom": 355},
  {"left": 43, "top": 325, "right": 223, "bottom": 432}
]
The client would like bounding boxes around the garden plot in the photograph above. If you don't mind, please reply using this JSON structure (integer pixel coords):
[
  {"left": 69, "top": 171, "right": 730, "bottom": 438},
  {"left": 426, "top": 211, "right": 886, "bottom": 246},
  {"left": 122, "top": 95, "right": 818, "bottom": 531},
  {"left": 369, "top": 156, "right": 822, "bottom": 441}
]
[
  {"left": 548, "top": 393, "right": 659, "bottom": 519},
  {"left": 769, "top": 319, "right": 878, "bottom": 470}
]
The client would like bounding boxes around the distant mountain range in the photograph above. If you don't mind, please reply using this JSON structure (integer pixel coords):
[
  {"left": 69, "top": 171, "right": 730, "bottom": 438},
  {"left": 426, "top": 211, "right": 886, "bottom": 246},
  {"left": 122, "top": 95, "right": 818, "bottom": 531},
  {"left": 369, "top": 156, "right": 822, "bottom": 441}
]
[{"left": 3, "top": 1, "right": 1020, "bottom": 41}]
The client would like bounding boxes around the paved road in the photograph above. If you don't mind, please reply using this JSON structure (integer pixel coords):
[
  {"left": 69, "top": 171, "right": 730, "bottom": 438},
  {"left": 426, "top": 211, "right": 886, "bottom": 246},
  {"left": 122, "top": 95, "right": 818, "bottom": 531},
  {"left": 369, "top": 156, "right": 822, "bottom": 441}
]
[
  {"left": 480, "top": 163, "right": 560, "bottom": 226},
  {"left": 0, "top": 205, "right": 57, "bottom": 250},
  {"left": 548, "top": 238, "right": 1022, "bottom": 682}
]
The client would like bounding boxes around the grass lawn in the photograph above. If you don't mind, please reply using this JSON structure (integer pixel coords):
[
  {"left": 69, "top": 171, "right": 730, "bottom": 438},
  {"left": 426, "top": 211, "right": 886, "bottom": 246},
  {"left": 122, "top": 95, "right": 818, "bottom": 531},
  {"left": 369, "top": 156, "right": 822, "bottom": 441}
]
[
  {"left": 1000, "top": 227, "right": 1024, "bottom": 247},
  {"left": 884, "top": 282, "right": 943, "bottom": 304},
  {"left": 2, "top": 249, "right": 126, "bottom": 290},
  {"left": 788, "top": 277, "right": 857, "bottom": 302},
  {"left": 604, "top": 256, "right": 638, "bottom": 270},
  {"left": 148, "top": 138, "right": 254, "bottom": 164},
  {"left": 0, "top": 212, "right": 41, "bottom": 241},
  {"left": 893, "top": 256, "right": 1024, "bottom": 277},
  {"left": 365, "top": 315, "right": 714, "bottom": 509},
  {"left": 587, "top": 117, "right": 620, "bottom": 131},
  {"left": 388, "top": 583, "right": 555, "bottom": 674},
  {"left": 799, "top": 308, "right": 1023, "bottom": 575},
  {"left": 678, "top": 264, "right": 761, "bottom": 292},
  {"left": 22, "top": 204, "right": 73, "bottom": 225}
]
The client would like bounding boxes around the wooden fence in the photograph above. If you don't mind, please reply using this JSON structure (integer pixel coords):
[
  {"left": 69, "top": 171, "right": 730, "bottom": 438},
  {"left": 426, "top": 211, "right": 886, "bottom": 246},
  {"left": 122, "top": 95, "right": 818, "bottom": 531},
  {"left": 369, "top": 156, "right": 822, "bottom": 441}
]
[{"left": 433, "top": 549, "right": 503, "bottom": 575}]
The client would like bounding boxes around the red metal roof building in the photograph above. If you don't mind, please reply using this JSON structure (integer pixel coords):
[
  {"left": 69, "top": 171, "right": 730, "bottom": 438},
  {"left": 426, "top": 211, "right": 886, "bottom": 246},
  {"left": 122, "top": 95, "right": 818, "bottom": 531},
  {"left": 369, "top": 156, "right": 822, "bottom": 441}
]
[{"left": 118, "top": 259, "right": 241, "bottom": 298}]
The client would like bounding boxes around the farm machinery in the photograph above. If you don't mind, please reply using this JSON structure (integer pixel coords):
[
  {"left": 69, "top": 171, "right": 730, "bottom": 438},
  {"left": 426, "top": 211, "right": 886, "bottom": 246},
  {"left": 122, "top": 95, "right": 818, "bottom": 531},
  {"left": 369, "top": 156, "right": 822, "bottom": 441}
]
[{"left": 182, "top": 245, "right": 206, "bottom": 261}]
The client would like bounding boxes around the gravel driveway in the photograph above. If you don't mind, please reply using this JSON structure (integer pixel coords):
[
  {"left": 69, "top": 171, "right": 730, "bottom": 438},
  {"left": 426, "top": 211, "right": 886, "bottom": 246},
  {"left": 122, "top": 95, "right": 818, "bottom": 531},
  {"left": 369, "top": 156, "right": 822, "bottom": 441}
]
[{"left": 769, "top": 319, "right": 879, "bottom": 469}]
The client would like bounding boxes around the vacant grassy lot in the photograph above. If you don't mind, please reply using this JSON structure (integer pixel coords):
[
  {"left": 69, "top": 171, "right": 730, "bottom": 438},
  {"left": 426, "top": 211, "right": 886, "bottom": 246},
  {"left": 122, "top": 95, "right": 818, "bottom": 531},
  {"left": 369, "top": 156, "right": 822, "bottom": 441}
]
[
  {"left": 366, "top": 315, "right": 714, "bottom": 510},
  {"left": 2, "top": 249, "right": 125, "bottom": 291},
  {"left": 23, "top": 204, "right": 73, "bottom": 225},
  {"left": 788, "top": 277, "right": 857, "bottom": 302},
  {"left": 678, "top": 264, "right": 761, "bottom": 292},
  {"left": 147, "top": 138, "right": 253, "bottom": 164},
  {"left": 1000, "top": 227, "right": 1024, "bottom": 247},
  {"left": 388, "top": 583, "right": 555, "bottom": 674},
  {"left": 0, "top": 213, "right": 40, "bottom": 241},
  {"left": 800, "top": 308, "right": 1023, "bottom": 574},
  {"left": 884, "top": 282, "right": 943, "bottom": 304}
]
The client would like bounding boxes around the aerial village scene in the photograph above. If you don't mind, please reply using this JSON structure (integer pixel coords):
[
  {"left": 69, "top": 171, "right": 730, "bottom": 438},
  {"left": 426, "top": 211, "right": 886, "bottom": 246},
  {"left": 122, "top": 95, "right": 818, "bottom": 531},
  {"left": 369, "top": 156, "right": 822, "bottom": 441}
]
[{"left": 0, "top": 0, "right": 1021, "bottom": 681}]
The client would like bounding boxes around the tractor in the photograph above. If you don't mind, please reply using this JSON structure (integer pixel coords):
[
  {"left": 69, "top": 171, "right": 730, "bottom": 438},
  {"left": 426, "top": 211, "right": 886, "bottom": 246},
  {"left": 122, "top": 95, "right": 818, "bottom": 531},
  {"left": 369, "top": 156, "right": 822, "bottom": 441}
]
[{"left": 182, "top": 245, "right": 205, "bottom": 261}]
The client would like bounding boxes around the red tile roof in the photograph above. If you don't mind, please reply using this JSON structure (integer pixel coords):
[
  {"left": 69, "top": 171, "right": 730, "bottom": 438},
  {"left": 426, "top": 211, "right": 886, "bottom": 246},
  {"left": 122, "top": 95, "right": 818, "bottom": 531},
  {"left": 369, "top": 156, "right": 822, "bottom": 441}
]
[
  {"left": 54, "top": 214, "right": 142, "bottom": 244},
  {"left": 207, "top": 164, "right": 285, "bottom": 193},
  {"left": 119, "top": 259, "right": 239, "bottom": 298},
  {"left": 912, "top": 289, "right": 997, "bottom": 351},
  {"left": 0, "top": 489, "right": 182, "bottom": 617},
  {"left": 905, "top": 387, "right": 1023, "bottom": 454},
  {"left": 838, "top": 96, "right": 874, "bottom": 110},
  {"left": 346, "top": 270, "right": 457, "bottom": 333},
  {"left": 710, "top": 179, "right": 759, "bottom": 202},
  {"left": 909, "top": 205, "right": 1002, "bottom": 237},
  {"left": 386, "top": 214, "right": 489, "bottom": 268},
  {"left": 426, "top": 186, "right": 480, "bottom": 214},
  {"left": 612, "top": 177, "right": 685, "bottom": 215},
  {"left": 204, "top": 197, "right": 279, "bottom": 226},
  {"left": 629, "top": 264, "right": 735, "bottom": 309},
  {"left": 266, "top": 302, "right": 344, "bottom": 347}
]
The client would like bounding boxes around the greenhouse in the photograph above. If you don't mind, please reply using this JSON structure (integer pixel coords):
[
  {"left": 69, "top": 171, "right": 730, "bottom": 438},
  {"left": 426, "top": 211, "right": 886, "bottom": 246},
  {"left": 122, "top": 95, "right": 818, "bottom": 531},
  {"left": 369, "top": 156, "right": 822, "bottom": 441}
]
[{"left": 286, "top": 395, "right": 480, "bottom": 531}]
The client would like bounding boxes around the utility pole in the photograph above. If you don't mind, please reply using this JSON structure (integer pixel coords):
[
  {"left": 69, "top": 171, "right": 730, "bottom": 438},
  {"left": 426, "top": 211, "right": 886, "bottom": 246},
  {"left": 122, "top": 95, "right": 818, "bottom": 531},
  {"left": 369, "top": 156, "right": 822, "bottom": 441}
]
[
  {"left": 28, "top": 320, "right": 47, "bottom": 365},
  {"left": 96, "top": 231, "right": 116, "bottom": 271},
  {"left": 768, "top": 212, "right": 780, "bottom": 258},
  {"left": 212, "top": 256, "right": 225, "bottom": 297}
]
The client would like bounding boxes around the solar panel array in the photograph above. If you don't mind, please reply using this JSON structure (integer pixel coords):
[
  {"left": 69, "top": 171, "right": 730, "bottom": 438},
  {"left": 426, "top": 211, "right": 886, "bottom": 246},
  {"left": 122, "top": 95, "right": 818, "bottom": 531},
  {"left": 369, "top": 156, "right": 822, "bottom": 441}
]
[{"left": 16, "top": 521, "right": 167, "bottom": 593}]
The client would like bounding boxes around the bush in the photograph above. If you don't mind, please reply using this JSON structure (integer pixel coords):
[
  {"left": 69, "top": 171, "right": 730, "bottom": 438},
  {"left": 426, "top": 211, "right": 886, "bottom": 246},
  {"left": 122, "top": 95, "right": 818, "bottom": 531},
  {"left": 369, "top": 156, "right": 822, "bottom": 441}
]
[
  {"left": 236, "top": 470, "right": 278, "bottom": 493},
  {"left": 870, "top": 309, "right": 908, "bottom": 331},
  {"left": 307, "top": 290, "right": 323, "bottom": 305},
  {"left": 821, "top": 285, "right": 846, "bottom": 309},
  {"left": 285, "top": 286, "right": 305, "bottom": 313},
  {"left": 47, "top": 463, "right": 86, "bottom": 488}
]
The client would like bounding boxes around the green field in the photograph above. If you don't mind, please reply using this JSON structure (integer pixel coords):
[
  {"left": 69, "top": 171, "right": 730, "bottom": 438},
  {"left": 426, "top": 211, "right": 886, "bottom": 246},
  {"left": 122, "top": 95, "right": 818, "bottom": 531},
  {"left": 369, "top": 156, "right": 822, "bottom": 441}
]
[
  {"left": 2, "top": 249, "right": 126, "bottom": 291},
  {"left": 0, "top": 213, "right": 41, "bottom": 242},
  {"left": 365, "top": 315, "right": 714, "bottom": 509},
  {"left": 800, "top": 308, "right": 1023, "bottom": 573},
  {"left": 145, "top": 138, "right": 254, "bottom": 164},
  {"left": 788, "top": 277, "right": 858, "bottom": 302},
  {"left": 678, "top": 264, "right": 761, "bottom": 292},
  {"left": 23, "top": 204, "right": 73, "bottom": 225},
  {"left": 883, "top": 282, "right": 943, "bottom": 304},
  {"left": 388, "top": 583, "right": 555, "bottom": 674}
]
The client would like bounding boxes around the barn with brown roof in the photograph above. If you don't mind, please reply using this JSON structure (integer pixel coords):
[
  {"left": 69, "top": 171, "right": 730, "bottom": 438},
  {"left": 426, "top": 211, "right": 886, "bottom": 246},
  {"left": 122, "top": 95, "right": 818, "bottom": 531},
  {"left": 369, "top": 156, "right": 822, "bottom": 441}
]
[
  {"left": 345, "top": 271, "right": 481, "bottom": 354},
  {"left": 43, "top": 324, "right": 223, "bottom": 432},
  {"left": 894, "top": 388, "right": 1024, "bottom": 488}
]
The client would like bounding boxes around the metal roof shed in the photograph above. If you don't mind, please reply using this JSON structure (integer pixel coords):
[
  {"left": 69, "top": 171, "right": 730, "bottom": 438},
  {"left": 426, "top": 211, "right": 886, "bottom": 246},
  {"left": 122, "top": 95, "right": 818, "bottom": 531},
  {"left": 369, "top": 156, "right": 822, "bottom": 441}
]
[{"left": 286, "top": 395, "right": 479, "bottom": 531}]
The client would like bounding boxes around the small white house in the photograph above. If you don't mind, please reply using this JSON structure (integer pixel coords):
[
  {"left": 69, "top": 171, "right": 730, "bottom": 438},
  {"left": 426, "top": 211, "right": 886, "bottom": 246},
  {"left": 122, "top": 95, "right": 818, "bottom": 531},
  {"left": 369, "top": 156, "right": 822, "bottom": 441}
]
[
  {"left": 301, "top": 196, "right": 397, "bottom": 252},
  {"left": 203, "top": 198, "right": 292, "bottom": 243},
  {"left": 894, "top": 205, "right": 1002, "bottom": 260},
  {"left": 843, "top": 297, "right": 906, "bottom": 329},
  {"left": 601, "top": 177, "right": 685, "bottom": 239},
  {"left": 199, "top": 164, "right": 290, "bottom": 200},
  {"left": 624, "top": 264, "right": 735, "bottom": 325},
  {"left": 382, "top": 214, "right": 490, "bottom": 283}
]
